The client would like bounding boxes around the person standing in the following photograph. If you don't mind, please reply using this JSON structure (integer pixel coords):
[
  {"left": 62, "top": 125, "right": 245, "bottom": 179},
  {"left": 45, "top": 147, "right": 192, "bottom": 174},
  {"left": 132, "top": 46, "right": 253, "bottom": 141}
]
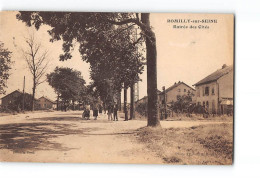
[
  {"left": 107, "top": 103, "right": 113, "bottom": 121},
  {"left": 93, "top": 103, "right": 98, "bottom": 120},
  {"left": 99, "top": 104, "right": 103, "bottom": 114},
  {"left": 113, "top": 104, "right": 118, "bottom": 121}
]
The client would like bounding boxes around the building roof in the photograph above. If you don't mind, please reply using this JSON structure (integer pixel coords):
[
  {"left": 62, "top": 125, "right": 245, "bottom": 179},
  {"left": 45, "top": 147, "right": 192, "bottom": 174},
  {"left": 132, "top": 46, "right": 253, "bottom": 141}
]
[
  {"left": 135, "top": 90, "right": 161, "bottom": 103},
  {"left": 38, "top": 96, "right": 55, "bottom": 104},
  {"left": 160, "top": 81, "right": 195, "bottom": 95},
  {"left": 194, "top": 65, "right": 233, "bottom": 86},
  {"left": 1, "top": 90, "right": 23, "bottom": 100}
]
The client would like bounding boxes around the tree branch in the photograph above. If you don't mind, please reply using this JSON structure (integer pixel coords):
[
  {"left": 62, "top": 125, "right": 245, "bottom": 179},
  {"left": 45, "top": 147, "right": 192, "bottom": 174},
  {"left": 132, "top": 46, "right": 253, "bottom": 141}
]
[
  {"left": 133, "top": 36, "right": 143, "bottom": 46},
  {"left": 107, "top": 16, "right": 152, "bottom": 43},
  {"left": 107, "top": 18, "right": 137, "bottom": 25},
  {"left": 111, "top": 24, "right": 135, "bottom": 39}
]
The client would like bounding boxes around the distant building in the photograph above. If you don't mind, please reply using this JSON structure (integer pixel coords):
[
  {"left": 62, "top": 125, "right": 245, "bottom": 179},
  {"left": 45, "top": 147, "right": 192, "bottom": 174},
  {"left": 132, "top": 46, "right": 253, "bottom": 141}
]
[
  {"left": 159, "top": 81, "right": 195, "bottom": 105},
  {"left": 135, "top": 90, "right": 162, "bottom": 105},
  {"left": 193, "top": 64, "right": 233, "bottom": 114},
  {"left": 135, "top": 96, "right": 148, "bottom": 105},
  {"left": 1, "top": 90, "right": 23, "bottom": 107},
  {"left": 1, "top": 89, "right": 36, "bottom": 110},
  {"left": 37, "top": 96, "right": 56, "bottom": 110}
]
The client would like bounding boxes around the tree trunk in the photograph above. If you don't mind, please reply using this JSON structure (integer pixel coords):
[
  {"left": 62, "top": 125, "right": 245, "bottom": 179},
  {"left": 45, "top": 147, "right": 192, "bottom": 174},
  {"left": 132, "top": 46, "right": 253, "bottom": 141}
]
[
  {"left": 72, "top": 100, "right": 75, "bottom": 110},
  {"left": 141, "top": 13, "right": 160, "bottom": 127},
  {"left": 64, "top": 101, "right": 67, "bottom": 112},
  {"left": 32, "top": 81, "right": 36, "bottom": 111},
  {"left": 124, "top": 84, "right": 128, "bottom": 121},
  {"left": 130, "top": 84, "right": 135, "bottom": 120},
  {"left": 57, "top": 95, "right": 60, "bottom": 111},
  {"left": 117, "top": 90, "right": 121, "bottom": 111}
]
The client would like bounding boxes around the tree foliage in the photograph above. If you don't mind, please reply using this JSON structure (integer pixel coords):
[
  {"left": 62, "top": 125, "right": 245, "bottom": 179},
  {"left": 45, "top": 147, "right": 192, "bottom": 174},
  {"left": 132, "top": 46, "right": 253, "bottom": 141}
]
[
  {"left": 47, "top": 67, "right": 86, "bottom": 103},
  {"left": 0, "top": 42, "right": 12, "bottom": 94},
  {"left": 168, "top": 92, "right": 194, "bottom": 113},
  {"left": 17, "top": 11, "right": 160, "bottom": 126},
  {"left": 89, "top": 25, "right": 145, "bottom": 105},
  {"left": 136, "top": 101, "right": 147, "bottom": 117}
]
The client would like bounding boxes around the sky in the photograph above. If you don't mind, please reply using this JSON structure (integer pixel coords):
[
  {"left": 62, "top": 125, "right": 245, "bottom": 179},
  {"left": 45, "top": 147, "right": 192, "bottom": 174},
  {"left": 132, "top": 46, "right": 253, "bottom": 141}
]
[{"left": 0, "top": 11, "right": 234, "bottom": 101}]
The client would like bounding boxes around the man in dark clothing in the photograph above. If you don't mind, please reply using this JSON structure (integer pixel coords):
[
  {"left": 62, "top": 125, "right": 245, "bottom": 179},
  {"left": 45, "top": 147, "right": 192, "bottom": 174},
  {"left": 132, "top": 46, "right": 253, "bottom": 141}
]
[
  {"left": 93, "top": 103, "right": 98, "bottom": 120},
  {"left": 107, "top": 104, "right": 113, "bottom": 121},
  {"left": 113, "top": 104, "right": 118, "bottom": 121},
  {"left": 98, "top": 104, "right": 103, "bottom": 114}
]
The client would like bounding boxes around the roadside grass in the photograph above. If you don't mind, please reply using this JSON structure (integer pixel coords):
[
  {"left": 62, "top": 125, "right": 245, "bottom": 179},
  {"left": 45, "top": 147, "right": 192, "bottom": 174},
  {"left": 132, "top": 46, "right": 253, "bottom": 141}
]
[
  {"left": 136, "top": 122, "right": 233, "bottom": 165},
  {"left": 164, "top": 114, "right": 233, "bottom": 122},
  {"left": 136, "top": 112, "right": 233, "bottom": 122}
]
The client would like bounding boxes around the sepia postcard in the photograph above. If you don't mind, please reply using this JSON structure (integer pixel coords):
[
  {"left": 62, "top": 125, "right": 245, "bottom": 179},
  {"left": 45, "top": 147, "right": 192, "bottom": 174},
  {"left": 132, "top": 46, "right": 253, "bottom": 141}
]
[{"left": 0, "top": 11, "right": 234, "bottom": 165}]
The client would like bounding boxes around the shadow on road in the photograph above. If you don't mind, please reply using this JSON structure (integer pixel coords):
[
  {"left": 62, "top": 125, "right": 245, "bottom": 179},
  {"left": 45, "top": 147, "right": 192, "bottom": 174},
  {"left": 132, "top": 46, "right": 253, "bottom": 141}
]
[
  {"left": 29, "top": 116, "right": 114, "bottom": 123},
  {"left": 0, "top": 120, "right": 99, "bottom": 153},
  {"left": 56, "top": 112, "right": 83, "bottom": 116}
]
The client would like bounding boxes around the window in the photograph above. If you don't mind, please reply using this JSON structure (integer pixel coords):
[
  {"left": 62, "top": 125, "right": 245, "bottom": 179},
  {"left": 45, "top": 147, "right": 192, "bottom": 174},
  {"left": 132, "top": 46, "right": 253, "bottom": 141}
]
[
  {"left": 184, "top": 89, "right": 186, "bottom": 92},
  {"left": 203, "top": 101, "right": 205, "bottom": 106},
  {"left": 206, "top": 101, "right": 209, "bottom": 106},
  {"left": 178, "top": 89, "right": 181, "bottom": 92},
  {"left": 205, "top": 87, "right": 209, "bottom": 96},
  {"left": 212, "top": 87, "right": 215, "bottom": 95}
]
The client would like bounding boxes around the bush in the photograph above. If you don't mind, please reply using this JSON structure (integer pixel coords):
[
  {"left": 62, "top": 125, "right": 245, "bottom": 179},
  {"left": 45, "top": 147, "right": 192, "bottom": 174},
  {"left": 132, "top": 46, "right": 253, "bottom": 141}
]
[{"left": 136, "top": 102, "right": 147, "bottom": 116}]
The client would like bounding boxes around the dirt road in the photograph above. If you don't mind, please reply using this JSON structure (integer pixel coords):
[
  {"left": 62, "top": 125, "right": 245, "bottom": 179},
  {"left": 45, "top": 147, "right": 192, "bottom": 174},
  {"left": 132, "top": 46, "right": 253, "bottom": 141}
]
[{"left": 0, "top": 111, "right": 231, "bottom": 164}]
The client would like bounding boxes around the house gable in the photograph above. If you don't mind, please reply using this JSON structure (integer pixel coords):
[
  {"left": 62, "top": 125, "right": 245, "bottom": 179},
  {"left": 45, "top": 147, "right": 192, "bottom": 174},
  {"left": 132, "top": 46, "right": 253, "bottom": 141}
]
[
  {"left": 1, "top": 90, "right": 22, "bottom": 100},
  {"left": 38, "top": 96, "right": 55, "bottom": 104},
  {"left": 159, "top": 81, "right": 195, "bottom": 104},
  {"left": 194, "top": 65, "right": 233, "bottom": 86}
]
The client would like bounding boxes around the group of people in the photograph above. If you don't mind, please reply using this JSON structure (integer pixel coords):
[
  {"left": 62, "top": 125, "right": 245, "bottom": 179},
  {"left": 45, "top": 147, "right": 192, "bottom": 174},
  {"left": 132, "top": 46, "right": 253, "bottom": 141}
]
[
  {"left": 107, "top": 104, "right": 118, "bottom": 121},
  {"left": 82, "top": 103, "right": 119, "bottom": 121}
]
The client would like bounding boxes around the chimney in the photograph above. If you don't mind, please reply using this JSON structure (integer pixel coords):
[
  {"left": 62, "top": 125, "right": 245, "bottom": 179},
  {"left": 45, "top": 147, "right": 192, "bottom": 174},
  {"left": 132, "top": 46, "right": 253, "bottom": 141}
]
[{"left": 222, "top": 64, "right": 227, "bottom": 69}]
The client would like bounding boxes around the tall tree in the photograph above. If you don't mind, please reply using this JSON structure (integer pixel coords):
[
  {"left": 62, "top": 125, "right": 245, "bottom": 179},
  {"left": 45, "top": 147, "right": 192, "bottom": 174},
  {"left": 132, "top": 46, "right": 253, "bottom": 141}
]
[
  {"left": 0, "top": 42, "right": 12, "bottom": 94},
  {"left": 17, "top": 12, "right": 160, "bottom": 127},
  {"left": 21, "top": 33, "right": 49, "bottom": 111},
  {"left": 47, "top": 67, "right": 86, "bottom": 110},
  {"left": 87, "top": 23, "right": 144, "bottom": 120}
]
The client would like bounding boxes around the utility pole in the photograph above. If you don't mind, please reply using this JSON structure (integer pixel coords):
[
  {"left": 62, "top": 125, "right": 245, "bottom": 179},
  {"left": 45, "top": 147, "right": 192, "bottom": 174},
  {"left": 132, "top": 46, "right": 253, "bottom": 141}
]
[{"left": 22, "top": 76, "right": 25, "bottom": 111}]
